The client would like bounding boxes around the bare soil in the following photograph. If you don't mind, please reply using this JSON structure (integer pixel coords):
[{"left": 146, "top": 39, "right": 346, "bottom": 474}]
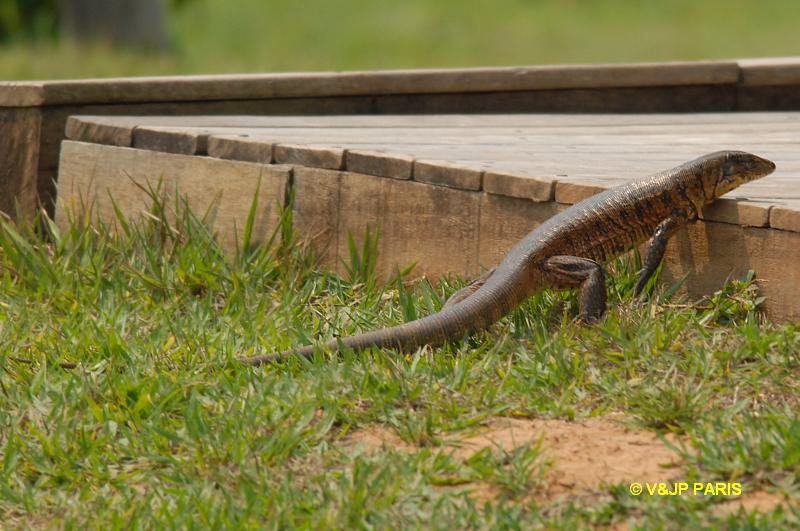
[{"left": 342, "top": 415, "right": 788, "bottom": 513}]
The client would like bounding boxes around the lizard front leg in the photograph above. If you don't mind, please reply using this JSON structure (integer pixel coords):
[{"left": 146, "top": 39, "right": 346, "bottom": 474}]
[{"left": 634, "top": 214, "right": 688, "bottom": 296}]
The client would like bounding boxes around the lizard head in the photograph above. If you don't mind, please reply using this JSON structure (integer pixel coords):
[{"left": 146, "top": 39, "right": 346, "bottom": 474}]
[{"left": 700, "top": 150, "right": 775, "bottom": 202}]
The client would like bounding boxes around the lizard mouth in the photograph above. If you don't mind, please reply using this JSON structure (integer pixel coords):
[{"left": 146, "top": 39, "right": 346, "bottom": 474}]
[{"left": 739, "top": 154, "right": 776, "bottom": 179}]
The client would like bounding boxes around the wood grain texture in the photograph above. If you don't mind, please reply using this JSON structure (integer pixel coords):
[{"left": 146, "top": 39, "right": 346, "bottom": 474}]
[
  {"left": 273, "top": 144, "right": 344, "bottom": 169},
  {"left": 478, "top": 194, "right": 564, "bottom": 269},
  {"left": 366, "top": 85, "right": 738, "bottom": 114},
  {"left": 56, "top": 141, "right": 154, "bottom": 227},
  {"left": 0, "top": 108, "right": 41, "bottom": 220},
  {"left": 769, "top": 206, "right": 800, "bottom": 232},
  {"left": 132, "top": 126, "right": 207, "bottom": 155},
  {"left": 554, "top": 181, "right": 607, "bottom": 205},
  {"left": 738, "top": 57, "right": 800, "bottom": 86},
  {"left": 700, "top": 199, "right": 771, "bottom": 228},
  {"left": 55, "top": 141, "right": 288, "bottom": 252},
  {"left": 64, "top": 111, "right": 800, "bottom": 130},
  {"left": 345, "top": 149, "right": 413, "bottom": 180},
  {"left": 337, "top": 172, "right": 481, "bottom": 281},
  {"left": 65, "top": 115, "right": 134, "bottom": 147},
  {"left": 483, "top": 170, "right": 555, "bottom": 202},
  {"left": 292, "top": 167, "right": 342, "bottom": 269},
  {"left": 207, "top": 135, "right": 273, "bottom": 164},
  {"left": 414, "top": 160, "right": 483, "bottom": 190},
  {"left": 736, "top": 85, "right": 800, "bottom": 111},
  {"left": 0, "top": 61, "right": 739, "bottom": 107}
]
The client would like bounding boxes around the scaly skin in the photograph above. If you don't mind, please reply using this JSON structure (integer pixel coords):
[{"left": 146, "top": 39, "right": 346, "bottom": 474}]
[{"left": 240, "top": 151, "right": 775, "bottom": 366}]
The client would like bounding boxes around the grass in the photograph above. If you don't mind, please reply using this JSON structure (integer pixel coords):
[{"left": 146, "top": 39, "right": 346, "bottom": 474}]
[
  {"left": 2, "top": 0, "right": 800, "bottom": 79},
  {"left": 0, "top": 192, "right": 798, "bottom": 528}
]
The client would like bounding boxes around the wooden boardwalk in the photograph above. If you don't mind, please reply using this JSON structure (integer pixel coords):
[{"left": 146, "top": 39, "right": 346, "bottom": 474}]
[
  {"left": 65, "top": 112, "right": 800, "bottom": 230},
  {"left": 57, "top": 112, "right": 800, "bottom": 320}
]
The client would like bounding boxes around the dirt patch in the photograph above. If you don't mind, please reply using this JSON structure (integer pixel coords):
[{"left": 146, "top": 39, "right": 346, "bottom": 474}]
[
  {"left": 341, "top": 424, "right": 416, "bottom": 454},
  {"left": 455, "top": 417, "right": 682, "bottom": 494},
  {"left": 343, "top": 416, "right": 683, "bottom": 499}
]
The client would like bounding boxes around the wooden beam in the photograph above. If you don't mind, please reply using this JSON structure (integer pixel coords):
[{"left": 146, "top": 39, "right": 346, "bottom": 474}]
[
  {"left": 0, "top": 61, "right": 739, "bottom": 107},
  {"left": 0, "top": 108, "right": 41, "bottom": 220}
]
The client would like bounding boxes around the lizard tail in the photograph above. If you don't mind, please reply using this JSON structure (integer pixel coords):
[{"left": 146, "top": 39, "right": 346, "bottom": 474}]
[{"left": 237, "top": 267, "right": 530, "bottom": 366}]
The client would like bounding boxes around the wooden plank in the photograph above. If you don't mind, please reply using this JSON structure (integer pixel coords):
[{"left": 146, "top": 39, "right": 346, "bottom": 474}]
[
  {"left": 0, "top": 61, "right": 739, "bottom": 107},
  {"left": 68, "top": 115, "right": 800, "bottom": 166},
  {"left": 368, "top": 85, "right": 738, "bottom": 114},
  {"left": 738, "top": 57, "right": 800, "bottom": 86},
  {"left": 0, "top": 108, "right": 41, "bottom": 220},
  {"left": 64, "top": 110, "right": 800, "bottom": 130},
  {"left": 345, "top": 150, "right": 413, "bottom": 180},
  {"left": 55, "top": 141, "right": 155, "bottom": 227},
  {"left": 337, "top": 172, "right": 482, "bottom": 281},
  {"left": 769, "top": 205, "right": 800, "bottom": 232},
  {"left": 207, "top": 135, "right": 273, "bottom": 164},
  {"left": 168, "top": 160, "right": 288, "bottom": 253},
  {"left": 273, "top": 144, "right": 344, "bottom": 170},
  {"left": 554, "top": 181, "right": 608, "bottom": 204},
  {"left": 55, "top": 141, "right": 288, "bottom": 252},
  {"left": 65, "top": 115, "right": 134, "bottom": 147},
  {"left": 414, "top": 160, "right": 483, "bottom": 190},
  {"left": 478, "top": 194, "right": 564, "bottom": 268},
  {"left": 0, "top": 83, "right": 43, "bottom": 108},
  {"left": 505, "top": 163, "right": 799, "bottom": 192},
  {"left": 65, "top": 118, "right": 800, "bottom": 144},
  {"left": 483, "top": 170, "right": 555, "bottom": 202},
  {"left": 292, "top": 167, "right": 342, "bottom": 270},
  {"left": 208, "top": 129, "right": 800, "bottom": 146},
  {"left": 737, "top": 85, "right": 800, "bottom": 111},
  {"left": 132, "top": 126, "right": 207, "bottom": 155},
  {"left": 700, "top": 199, "right": 771, "bottom": 228},
  {"left": 68, "top": 111, "right": 800, "bottom": 129}
]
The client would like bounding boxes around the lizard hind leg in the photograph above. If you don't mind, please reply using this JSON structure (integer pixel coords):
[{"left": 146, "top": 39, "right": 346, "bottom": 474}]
[
  {"left": 442, "top": 268, "right": 495, "bottom": 309},
  {"left": 543, "top": 255, "right": 607, "bottom": 323}
]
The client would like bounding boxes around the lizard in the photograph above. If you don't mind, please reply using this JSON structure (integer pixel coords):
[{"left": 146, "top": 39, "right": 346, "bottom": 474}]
[{"left": 239, "top": 151, "right": 775, "bottom": 366}]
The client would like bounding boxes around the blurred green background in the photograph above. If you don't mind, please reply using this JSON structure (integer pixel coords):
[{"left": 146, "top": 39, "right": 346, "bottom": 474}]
[{"left": 1, "top": 0, "right": 799, "bottom": 80}]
